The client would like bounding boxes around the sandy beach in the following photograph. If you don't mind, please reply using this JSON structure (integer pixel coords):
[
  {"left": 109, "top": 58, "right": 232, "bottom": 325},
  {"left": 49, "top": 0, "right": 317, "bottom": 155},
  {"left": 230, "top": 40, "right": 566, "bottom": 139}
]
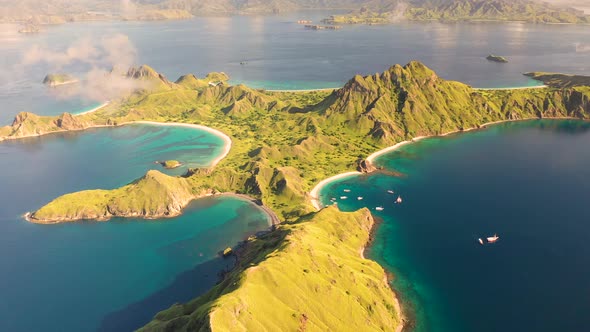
[
  {"left": 312, "top": 116, "right": 577, "bottom": 211},
  {"left": 75, "top": 101, "right": 110, "bottom": 116},
  {"left": 309, "top": 171, "right": 362, "bottom": 210}
]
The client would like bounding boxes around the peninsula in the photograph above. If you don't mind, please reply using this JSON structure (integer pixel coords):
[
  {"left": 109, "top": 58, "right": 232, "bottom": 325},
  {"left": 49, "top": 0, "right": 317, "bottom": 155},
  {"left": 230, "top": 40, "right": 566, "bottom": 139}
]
[{"left": 2, "top": 61, "right": 589, "bottom": 330}]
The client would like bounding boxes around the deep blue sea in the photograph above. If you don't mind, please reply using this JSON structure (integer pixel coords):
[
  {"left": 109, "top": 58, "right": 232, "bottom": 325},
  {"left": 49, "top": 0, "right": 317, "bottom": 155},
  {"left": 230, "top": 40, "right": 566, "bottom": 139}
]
[
  {"left": 320, "top": 120, "right": 590, "bottom": 332},
  {"left": 1, "top": 10, "right": 590, "bottom": 332},
  {"left": 0, "top": 125, "right": 270, "bottom": 332}
]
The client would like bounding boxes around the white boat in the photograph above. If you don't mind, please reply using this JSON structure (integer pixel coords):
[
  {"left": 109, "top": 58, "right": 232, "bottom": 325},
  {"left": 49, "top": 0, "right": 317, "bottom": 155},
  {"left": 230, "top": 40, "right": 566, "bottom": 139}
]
[
  {"left": 340, "top": 196, "right": 348, "bottom": 200},
  {"left": 387, "top": 190, "right": 394, "bottom": 194},
  {"left": 478, "top": 238, "right": 484, "bottom": 245},
  {"left": 357, "top": 197, "right": 363, "bottom": 200},
  {"left": 330, "top": 198, "right": 336, "bottom": 201},
  {"left": 395, "top": 196, "right": 403, "bottom": 204},
  {"left": 343, "top": 189, "right": 351, "bottom": 192},
  {"left": 375, "top": 206, "right": 384, "bottom": 211},
  {"left": 487, "top": 234, "right": 499, "bottom": 243}
]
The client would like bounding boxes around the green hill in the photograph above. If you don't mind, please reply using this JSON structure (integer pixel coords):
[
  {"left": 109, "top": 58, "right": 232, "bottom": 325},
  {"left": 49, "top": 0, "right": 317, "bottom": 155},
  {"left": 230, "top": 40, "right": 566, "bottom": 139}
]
[{"left": 139, "top": 207, "right": 403, "bottom": 332}]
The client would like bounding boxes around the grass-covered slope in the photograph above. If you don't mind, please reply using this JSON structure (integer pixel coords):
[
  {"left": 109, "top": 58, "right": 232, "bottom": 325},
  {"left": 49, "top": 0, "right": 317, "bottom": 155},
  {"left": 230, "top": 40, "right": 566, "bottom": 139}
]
[
  {"left": 29, "top": 170, "right": 197, "bottom": 223},
  {"left": 140, "top": 207, "right": 402, "bottom": 332},
  {"left": 6, "top": 61, "right": 590, "bottom": 223}
]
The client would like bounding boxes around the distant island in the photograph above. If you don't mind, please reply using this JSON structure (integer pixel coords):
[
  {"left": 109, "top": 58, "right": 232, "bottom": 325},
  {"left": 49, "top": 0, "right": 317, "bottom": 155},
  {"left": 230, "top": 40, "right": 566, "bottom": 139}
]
[
  {"left": 323, "top": 0, "right": 590, "bottom": 25},
  {"left": 2, "top": 62, "right": 589, "bottom": 330},
  {"left": 486, "top": 54, "right": 509, "bottom": 63},
  {"left": 42, "top": 74, "right": 78, "bottom": 87},
  {"left": 3, "top": 0, "right": 589, "bottom": 25}
]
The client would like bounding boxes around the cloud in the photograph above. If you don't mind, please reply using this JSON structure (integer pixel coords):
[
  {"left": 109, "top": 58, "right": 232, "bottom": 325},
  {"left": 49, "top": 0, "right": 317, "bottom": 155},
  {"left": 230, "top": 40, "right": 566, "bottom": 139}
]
[
  {"left": 21, "top": 33, "right": 136, "bottom": 69},
  {"left": 20, "top": 33, "right": 149, "bottom": 102}
]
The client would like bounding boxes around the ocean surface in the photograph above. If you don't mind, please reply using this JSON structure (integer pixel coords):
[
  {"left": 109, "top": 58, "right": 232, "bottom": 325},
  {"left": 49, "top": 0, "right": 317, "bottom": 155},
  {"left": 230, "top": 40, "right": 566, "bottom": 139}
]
[
  {"left": 2, "top": 12, "right": 590, "bottom": 124},
  {"left": 0, "top": 124, "right": 270, "bottom": 332},
  {"left": 320, "top": 120, "right": 590, "bottom": 332}
]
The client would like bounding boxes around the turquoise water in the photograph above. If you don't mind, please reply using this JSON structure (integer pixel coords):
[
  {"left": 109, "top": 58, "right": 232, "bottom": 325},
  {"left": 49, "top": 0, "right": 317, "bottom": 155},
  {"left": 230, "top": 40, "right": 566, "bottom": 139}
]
[
  {"left": 320, "top": 120, "right": 590, "bottom": 332},
  {"left": 0, "top": 124, "right": 270, "bottom": 332},
  {"left": 2, "top": 13, "right": 590, "bottom": 123}
]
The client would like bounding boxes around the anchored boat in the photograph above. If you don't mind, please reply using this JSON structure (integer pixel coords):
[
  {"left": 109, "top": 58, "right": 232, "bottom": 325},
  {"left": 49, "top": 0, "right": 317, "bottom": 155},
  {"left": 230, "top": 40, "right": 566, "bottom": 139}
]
[
  {"left": 395, "top": 196, "right": 403, "bottom": 204},
  {"left": 375, "top": 206, "right": 384, "bottom": 211},
  {"left": 487, "top": 234, "right": 499, "bottom": 243}
]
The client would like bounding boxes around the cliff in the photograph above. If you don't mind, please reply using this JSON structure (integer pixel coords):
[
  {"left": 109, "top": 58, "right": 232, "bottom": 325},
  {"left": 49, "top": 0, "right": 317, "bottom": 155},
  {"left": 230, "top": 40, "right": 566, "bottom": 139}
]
[{"left": 139, "top": 207, "right": 402, "bottom": 332}]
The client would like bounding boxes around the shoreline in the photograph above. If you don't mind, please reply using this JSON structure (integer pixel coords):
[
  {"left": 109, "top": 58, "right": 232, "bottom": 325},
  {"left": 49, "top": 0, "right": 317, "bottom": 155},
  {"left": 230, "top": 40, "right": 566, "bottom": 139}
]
[
  {"left": 132, "top": 121, "right": 232, "bottom": 168},
  {"left": 307, "top": 116, "right": 586, "bottom": 332},
  {"left": 75, "top": 101, "right": 110, "bottom": 115},
  {"left": 362, "top": 214, "right": 406, "bottom": 332},
  {"left": 24, "top": 191, "right": 281, "bottom": 226},
  {"left": 309, "top": 171, "right": 362, "bottom": 210},
  {"left": 1, "top": 119, "right": 232, "bottom": 168}
]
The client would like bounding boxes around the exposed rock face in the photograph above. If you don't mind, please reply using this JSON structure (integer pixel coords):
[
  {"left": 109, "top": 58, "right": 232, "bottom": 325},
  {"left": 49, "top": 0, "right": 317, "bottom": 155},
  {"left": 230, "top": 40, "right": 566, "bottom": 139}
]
[
  {"left": 357, "top": 158, "right": 377, "bottom": 173},
  {"left": 54, "top": 113, "right": 86, "bottom": 130}
]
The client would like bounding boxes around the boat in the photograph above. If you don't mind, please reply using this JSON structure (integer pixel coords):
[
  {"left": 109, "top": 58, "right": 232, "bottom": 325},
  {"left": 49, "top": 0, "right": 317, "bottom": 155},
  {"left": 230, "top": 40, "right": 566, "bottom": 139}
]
[
  {"left": 330, "top": 197, "right": 336, "bottom": 201},
  {"left": 357, "top": 197, "right": 363, "bottom": 200},
  {"left": 375, "top": 207, "right": 384, "bottom": 211},
  {"left": 343, "top": 189, "right": 351, "bottom": 192},
  {"left": 478, "top": 238, "right": 484, "bottom": 245},
  {"left": 395, "top": 196, "right": 403, "bottom": 204},
  {"left": 387, "top": 190, "right": 394, "bottom": 194},
  {"left": 340, "top": 196, "right": 348, "bottom": 200},
  {"left": 487, "top": 234, "right": 499, "bottom": 243}
]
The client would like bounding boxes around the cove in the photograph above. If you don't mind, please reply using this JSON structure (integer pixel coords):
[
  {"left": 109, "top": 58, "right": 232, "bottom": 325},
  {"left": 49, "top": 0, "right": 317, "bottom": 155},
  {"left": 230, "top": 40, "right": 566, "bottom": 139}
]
[
  {"left": 0, "top": 124, "right": 270, "bottom": 332},
  {"left": 319, "top": 120, "right": 590, "bottom": 332}
]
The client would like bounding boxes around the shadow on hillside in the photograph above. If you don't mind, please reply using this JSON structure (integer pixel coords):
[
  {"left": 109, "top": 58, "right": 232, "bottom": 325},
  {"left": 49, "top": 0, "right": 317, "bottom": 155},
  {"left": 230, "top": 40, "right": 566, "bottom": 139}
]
[{"left": 97, "top": 257, "right": 233, "bottom": 332}]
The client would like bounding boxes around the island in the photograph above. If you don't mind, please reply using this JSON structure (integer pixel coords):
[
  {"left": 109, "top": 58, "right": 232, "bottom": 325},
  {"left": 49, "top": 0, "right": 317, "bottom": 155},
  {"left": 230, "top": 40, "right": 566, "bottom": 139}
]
[
  {"left": 486, "top": 54, "right": 509, "bottom": 63},
  {"left": 160, "top": 160, "right": 181, "bottom": 169},
  {"left": 42, "top": 74, "right": 78, "bottom": 87},
  {"left": 2, "top": 61, "right": 589, "bottom": 330},
  {"left": 4, "top": 0, "right": 590, "bottom": 26},
  {"left": 322, "top": 0, "right": 590, "bottom": 25}
]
